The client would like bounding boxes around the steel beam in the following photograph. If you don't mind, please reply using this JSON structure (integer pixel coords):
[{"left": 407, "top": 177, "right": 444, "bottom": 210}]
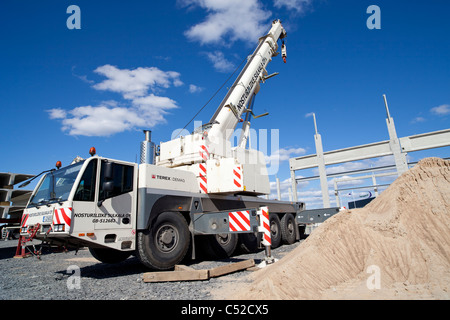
[{"left": 400, "top": 128, "right": 450, "bottom": 153}]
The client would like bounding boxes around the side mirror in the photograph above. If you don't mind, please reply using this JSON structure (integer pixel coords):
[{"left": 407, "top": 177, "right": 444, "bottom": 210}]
[
  {"left": 98, "top": 181, "right": 114, "bottom": 207},
  {"left": 103, "top": 181, "right": 114, "bottom": 193},
  {"left": 104, "top": 162, "right": 114, "bottom": 180}
]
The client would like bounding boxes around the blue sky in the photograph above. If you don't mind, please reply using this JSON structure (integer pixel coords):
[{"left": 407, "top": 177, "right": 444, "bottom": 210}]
[{"left": 1, "top": 0, "right": 449, "bottom": 208}]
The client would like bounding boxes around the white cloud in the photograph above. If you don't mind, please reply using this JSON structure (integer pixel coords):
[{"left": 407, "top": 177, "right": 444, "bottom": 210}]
[
  {"left": 268, "top": 177, "right": 308, "bottom": 201},
  {"left": 93, "top": 65, "right": 183, "bottom": 99},
  {"left": 47, "top": 108, "right": 67, "bottom": 119},
  {"left": 430, "top": 104, "right": 450, "bottom": 116},
  {"left": 48, "top": 65, "right": 182, "bottom": 137},
  {"left": 205, "top": 51, "right": 235, "bottom": 72},
  {"left": 189, "top": 84, "right": 204, "bottom": 93},
  {"left": 330, "top": 175, "right": 366, "bottom": 188},
  {"left": 273, "top": 0, "right": 312, "bottom": 14},
  {"left": 181, "top": 0, "right": 271, "bottom": 45},
  {"left": 265, "top": 146, "right": 306, "bottom": 163},
  {"left": 411, "top": 116, "right": 426, "bottom": 124},
  {"left": 269, "top": 177, "right": 292, "bottom": 200},
  {"left": 60, "top": 104, "right": 144, "bottom": 137},
  {"left": 132, "top": 94, "right": 178, "bottom": 110},
  {"left": 321, "top": 156, "right": 396, "bottom": 176}
]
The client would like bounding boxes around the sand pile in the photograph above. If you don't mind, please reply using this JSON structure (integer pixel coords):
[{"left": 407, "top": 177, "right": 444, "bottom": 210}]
[{"left": 232, "top": 157, "right": 450, "bottom": 299}]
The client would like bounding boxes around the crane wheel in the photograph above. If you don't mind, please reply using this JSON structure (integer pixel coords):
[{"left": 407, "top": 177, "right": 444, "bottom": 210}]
[
  {"left": 281, "top": 213, "right": 296, "bottom": 244},
  {"left": 269, "top": 213, "right": 282, "bottom": 249},
  {"left": 238, "top": 232, "right": 259, "bottom": 253},
  {"left": 197, "top": 233, "right": 238, "bottom": 259},
  {"left": 136, "top": 211, "right": 190, "bottom": 270}
]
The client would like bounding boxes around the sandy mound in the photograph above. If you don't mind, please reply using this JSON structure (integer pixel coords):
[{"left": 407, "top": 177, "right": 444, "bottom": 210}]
[{"left": 231, "top": 157, "right": 450, "bottom": 299}]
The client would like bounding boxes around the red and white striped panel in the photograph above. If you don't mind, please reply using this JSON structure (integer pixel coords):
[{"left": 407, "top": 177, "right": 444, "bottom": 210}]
[
  {"left": 199, "top": 144, "right": 210, "bottom": 161},
  {"left": 21, "top": 213, "right": 29, "bottom": 227},
  {"left": 198, "top": 163, "right": 207, "bottom": 194},
  {"left": 53, "top": 207, "right": 73, "bottom": 227},
  {"left": 259, "top": 207, "right": 271, "bottom": 246},
  {"left": 229, "top": 210, "right": 251, "bottom": 232},
  {"left": 233, "top": 165, "right": 243, "bottom": 189}
]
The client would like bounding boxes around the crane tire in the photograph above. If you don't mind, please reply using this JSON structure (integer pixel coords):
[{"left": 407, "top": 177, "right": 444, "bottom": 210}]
[
  {"left": 136, "top": 211, "right": 190, "bottom": 270},
  {"left": 269, "top": 213, "right": 282, "bottom": 249},
  {"left": 281, "top": 213, "right": 296, "bottom": 244},
  {"left": 198, "top": 233, "right": 238, "bottom": 259},
  {"left": 238, "top": 232, "right": 259, "bottom": 253}
]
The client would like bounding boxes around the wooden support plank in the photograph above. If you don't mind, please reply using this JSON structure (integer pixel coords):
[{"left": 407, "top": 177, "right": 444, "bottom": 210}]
[
  {"left": 142, "top": 259, "right": 256, "bottom": 283},
  {"left": 209, "top": 259, "right": 255, "bottom": 278},
  {"left": 174, "top": 265, "right": 196, "bottom": 272},
  {"left": 143, "top": 270, "right": 209, "bottom": 283}
]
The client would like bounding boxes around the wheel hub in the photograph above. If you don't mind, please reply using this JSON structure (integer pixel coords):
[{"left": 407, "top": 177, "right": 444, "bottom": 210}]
[
  {"left": 217, "top": 233, "right": 230, "bottom": 245},
  {"left": 271, "top": 221, "right": 279, "bottom": 236},
  {"left": 156, "top": 224, "right": 179, "bottom": 253},
  {"left": 288, "top": 221, "right": 294, "bottom": 233}
]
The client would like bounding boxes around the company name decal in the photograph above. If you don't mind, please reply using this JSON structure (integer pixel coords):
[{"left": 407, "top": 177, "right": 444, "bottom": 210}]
[
  {"left": 151, "top": 174, "right": 185, "bottom": 183},
  {"left": 237, "top": 57, "right": 267, "bottom": 111}
]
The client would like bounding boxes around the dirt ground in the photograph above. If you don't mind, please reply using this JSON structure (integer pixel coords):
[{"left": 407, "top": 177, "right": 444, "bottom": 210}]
[{"left": 220, "top": 157, "right": 450, "bottom": 300}]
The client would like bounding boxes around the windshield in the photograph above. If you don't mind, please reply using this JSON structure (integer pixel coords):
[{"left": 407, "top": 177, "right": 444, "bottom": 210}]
[{"left": 28, "top": 161, "right": 85, "bottom": 207}]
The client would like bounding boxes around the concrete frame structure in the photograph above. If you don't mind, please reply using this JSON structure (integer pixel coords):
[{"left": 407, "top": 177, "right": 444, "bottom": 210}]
[
  {"left": 0, "top": 172, "right": 34, "bottom": 223},
  {"left": 289, "top": 95, "right": 450, "bottom": 208}
]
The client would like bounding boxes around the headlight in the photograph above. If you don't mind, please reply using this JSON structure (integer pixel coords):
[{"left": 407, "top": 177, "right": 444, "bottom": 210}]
[{"left": 53, "top": 224, "right": 65, "bottom": 232}]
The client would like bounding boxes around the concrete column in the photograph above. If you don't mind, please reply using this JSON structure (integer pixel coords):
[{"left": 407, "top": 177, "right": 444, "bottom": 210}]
[
  {"left": 313, "top": 114, "right": 331, "bottom": 208},
  {"left": 290, "top": 168, "right": 298, "bottom": 202},
  {"left": 383, "top": 94, "right": 409, "bottom": 176}
]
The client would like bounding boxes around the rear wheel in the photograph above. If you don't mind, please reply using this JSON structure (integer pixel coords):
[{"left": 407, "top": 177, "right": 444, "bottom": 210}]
[
  {"left": 269, "top": 214, "right": 282, "bottom": 249},
  {"left": 198, "top": 233, "right": 238, "bottom": 259},
  {"left": 238, "top": 232, "right": 259, "bottom": 253},
  {"left": 136, "top": 212, "right": 190, "bottom": 270},
  {"left": 281, "top": 213, "right": 296, "bottom": 244},
  {"left": 89, "top": 247, "right": 131, "bottom": 264}
]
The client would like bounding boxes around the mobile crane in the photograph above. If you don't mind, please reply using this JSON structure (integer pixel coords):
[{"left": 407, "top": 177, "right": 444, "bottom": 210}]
[{"left": 19, "top": 20, "right": 337, "bottom": 270}]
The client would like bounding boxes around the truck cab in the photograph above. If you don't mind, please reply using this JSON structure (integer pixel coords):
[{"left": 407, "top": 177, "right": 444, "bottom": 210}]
[{"left": 20, "top": 155, "right": 138, "bottom": 252}]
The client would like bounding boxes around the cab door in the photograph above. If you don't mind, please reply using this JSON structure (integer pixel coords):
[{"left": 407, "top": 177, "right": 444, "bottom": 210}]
[
  {"left": 71, "top": 158, "right": 98, "bottom": 234},
  {"left": 94, "top": 160, "right": 137, "bottom": 231}
]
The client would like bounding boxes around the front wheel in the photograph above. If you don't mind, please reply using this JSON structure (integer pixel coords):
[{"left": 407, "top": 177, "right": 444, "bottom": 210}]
[{"left": 136, "top": 212, "right": 190, "bottom": 270}]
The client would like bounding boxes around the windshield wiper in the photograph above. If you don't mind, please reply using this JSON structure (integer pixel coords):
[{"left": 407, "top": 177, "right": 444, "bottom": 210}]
[
  {"left": 29, "top": 202, "right": 41, "bottom": 209},
  {"left": 18, "top": 169, "right": 55, "bottom": 188},
  {"left": 48, "top": 197, "right": 64, "bottom": 205},
  {"left": 29, "top": 200, "right": 47, "bottom": 209}
]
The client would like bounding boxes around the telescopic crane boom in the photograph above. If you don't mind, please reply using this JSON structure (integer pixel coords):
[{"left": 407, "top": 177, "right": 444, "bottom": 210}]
[
  {"left": 206, "top": 19, "right": 287, "bottom": 142},
  {"left": 156, "top": 19, "right": 287, "bottom": 195}
]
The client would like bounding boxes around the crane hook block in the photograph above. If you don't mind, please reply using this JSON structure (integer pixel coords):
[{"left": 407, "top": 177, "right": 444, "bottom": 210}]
[{"left": 281, "top": 42, "right": 287, "bottom": 63}]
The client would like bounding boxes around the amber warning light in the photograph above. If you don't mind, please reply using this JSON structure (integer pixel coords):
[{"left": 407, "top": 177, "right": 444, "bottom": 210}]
[
  {"left": 89, "top": 147, "right": 96, "bottom": 156},
  {"left": 55, "top": 161, "right": 62, "bottom": 169}
]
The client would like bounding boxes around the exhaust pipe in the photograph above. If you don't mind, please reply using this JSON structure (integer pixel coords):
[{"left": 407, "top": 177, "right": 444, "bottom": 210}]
[{"left": 140, "top": 130, "right": 156, "bottom": 165}]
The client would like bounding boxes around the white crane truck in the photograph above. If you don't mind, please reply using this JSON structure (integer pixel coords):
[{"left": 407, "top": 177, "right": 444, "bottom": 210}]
[{"left": 19, "top": 20, "right": 338, "bottom": 270}]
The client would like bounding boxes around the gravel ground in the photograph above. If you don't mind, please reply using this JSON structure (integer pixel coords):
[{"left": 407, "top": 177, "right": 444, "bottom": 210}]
[{"left": 0, "top": 238, "right": 301, "bottom": 300}]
